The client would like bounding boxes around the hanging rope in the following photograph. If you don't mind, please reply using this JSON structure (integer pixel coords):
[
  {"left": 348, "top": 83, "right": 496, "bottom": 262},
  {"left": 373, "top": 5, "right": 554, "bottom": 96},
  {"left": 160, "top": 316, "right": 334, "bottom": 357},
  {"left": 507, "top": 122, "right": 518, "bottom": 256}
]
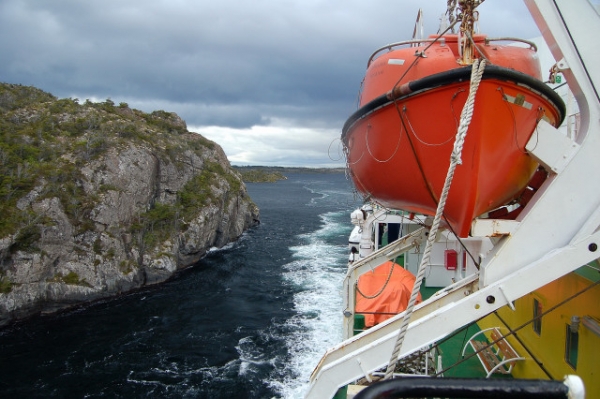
[{"left": 383, "top": 58, "right": 487, "bottom": 380}]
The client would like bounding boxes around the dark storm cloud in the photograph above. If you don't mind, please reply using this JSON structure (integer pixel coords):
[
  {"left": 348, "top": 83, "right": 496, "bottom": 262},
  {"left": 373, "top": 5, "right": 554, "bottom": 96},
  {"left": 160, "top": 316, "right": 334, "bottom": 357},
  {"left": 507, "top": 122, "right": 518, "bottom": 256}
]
[
  {"left": 0, "top": 0, "right": 541, "bottom": 165},
  {"left": 0, "top": 1, "right": 538, "bottom": 126}
]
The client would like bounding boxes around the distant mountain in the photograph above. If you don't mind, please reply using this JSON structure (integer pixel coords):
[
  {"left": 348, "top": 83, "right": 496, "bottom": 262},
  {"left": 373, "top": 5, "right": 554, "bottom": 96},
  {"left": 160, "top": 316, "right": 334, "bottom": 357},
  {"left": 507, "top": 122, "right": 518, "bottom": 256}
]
[{"left": 0, "top": 83, "right": 259, "bottom": 326}]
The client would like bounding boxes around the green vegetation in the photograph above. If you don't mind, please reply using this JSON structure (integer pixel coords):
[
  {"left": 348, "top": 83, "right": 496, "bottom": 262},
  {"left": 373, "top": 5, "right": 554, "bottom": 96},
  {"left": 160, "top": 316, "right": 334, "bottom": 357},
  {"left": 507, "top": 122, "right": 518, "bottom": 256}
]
[
  {"left": 0, "top": 276, "right": 12, "bottom": 294},
  {"left": 93, "top": 238, "right": 103, "bottom": 254},
  {"left": 10, "top": 223, "right": 41, "bottom": 253},
  {"left": 47, "top": 271, "right": 90, "bottom": 286},
  {"left": 133, "top": 160, "right": 243, "bottom": 248},
  {"left": 119, "top": 259, "right": 135, "bottom": 274},
  {"left": 233, "top": 166, "right": 345, "bottom": 182},
  {"left": 236, "top": 168, "right": 287, "bottom": 183},
  {"left": 0, "top": 83, "right": 56, "bottom": 112},
  {"left": 142, "top": 110, "right": 187, "bottom": 135},
  {"left": 62, "top": 271, "right": 81, "bottom": 285}
]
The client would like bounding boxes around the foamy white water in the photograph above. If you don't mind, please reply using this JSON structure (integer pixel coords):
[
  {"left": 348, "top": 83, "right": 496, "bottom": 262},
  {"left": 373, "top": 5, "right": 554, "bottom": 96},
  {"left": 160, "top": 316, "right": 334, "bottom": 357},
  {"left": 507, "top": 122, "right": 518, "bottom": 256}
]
[{"left": 273, "top": 211, "right": 353, "bottom": 398}]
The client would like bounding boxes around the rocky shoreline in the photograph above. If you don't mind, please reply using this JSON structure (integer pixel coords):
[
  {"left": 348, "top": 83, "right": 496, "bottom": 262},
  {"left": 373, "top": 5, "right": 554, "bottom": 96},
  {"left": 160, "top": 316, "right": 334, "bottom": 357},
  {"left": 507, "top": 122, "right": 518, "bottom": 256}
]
[{"left": 0, "top": 83, "right": 260, "bottom": 327}]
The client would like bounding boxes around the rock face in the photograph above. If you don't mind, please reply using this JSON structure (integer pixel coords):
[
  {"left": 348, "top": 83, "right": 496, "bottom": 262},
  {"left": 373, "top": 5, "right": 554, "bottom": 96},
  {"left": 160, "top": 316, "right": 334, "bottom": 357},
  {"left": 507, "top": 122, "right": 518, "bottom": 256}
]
[{"left": 0, "top": 83, "right": 260, "bottom": 326}]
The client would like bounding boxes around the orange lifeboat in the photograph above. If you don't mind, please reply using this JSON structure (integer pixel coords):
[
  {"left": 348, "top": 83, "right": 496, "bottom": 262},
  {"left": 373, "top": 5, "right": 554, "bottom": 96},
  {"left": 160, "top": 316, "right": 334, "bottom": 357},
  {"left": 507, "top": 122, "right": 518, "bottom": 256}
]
[{"left": 342, "top": 34, "right": 565, "bottom": 236}]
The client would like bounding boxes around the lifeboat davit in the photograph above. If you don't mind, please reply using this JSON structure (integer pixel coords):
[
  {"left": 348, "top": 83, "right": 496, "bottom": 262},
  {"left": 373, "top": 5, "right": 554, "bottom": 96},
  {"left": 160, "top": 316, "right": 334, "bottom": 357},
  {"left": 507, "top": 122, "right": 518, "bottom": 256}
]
[{"left": 343, "top": 34, "right": 565, "bottom": 236}]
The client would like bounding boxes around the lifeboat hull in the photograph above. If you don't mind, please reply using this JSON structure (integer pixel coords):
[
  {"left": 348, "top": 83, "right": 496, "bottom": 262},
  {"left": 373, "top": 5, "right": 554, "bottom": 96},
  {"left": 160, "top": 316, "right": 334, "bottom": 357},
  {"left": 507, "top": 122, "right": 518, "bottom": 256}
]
[{"left": 343, "top": 38, "right": 565, "bottom": 237}]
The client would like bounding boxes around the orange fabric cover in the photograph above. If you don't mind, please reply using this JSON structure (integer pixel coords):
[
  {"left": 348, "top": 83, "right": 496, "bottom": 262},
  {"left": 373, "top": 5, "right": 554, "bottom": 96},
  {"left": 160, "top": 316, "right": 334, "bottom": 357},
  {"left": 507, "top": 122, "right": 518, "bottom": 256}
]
[{"left": 355, "top": 261, "right": 422, "bottom": 327}]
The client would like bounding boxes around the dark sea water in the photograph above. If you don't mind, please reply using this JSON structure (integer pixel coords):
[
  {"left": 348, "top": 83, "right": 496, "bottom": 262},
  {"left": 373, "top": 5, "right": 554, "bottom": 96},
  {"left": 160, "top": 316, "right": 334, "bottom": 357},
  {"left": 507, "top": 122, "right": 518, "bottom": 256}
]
[{"left": 0, "top": 172, "right": 360, "bottom": 398}]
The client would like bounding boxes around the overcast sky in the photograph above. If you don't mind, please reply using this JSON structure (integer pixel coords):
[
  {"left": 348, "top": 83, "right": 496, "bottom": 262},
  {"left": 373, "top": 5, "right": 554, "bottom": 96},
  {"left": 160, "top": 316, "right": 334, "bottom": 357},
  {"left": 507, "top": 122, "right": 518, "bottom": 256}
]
[{"left": 0, "top": 0, "right": 542, "bottom": 167}]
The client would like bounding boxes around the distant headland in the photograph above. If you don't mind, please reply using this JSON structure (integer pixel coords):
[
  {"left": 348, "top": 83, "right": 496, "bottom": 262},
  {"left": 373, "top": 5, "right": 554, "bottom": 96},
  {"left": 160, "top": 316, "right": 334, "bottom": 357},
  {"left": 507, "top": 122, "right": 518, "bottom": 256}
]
[{"left": 233, "top": 166, "right": 345, "bottom": 183}]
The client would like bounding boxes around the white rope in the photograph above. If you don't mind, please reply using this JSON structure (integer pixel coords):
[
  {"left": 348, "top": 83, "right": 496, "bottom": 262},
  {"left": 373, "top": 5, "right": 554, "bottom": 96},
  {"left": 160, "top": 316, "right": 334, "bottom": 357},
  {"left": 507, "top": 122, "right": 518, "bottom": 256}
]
[{"left": 383, "top": 58, "right": 487, "bottom": 380}]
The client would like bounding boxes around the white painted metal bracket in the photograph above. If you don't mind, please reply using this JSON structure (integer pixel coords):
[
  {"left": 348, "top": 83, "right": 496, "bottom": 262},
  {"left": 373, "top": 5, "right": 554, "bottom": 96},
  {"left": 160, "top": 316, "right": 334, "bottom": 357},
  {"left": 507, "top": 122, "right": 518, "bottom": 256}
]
[{"left": 526, "top": 119, "right": 579, "bottom": 174}]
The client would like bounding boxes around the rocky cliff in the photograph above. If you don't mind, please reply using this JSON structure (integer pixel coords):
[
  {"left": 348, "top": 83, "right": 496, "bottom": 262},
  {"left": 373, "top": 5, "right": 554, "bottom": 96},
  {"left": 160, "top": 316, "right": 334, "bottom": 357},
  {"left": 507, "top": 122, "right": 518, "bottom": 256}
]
[{"left": 0, "top": 83, "right": 260, "bottom": 326}]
